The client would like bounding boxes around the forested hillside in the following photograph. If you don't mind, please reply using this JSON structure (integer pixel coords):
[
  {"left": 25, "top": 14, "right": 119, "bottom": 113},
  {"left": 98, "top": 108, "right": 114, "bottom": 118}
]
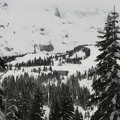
[{"left": 0, "top": 0, "right": 120, "bottom": 120}]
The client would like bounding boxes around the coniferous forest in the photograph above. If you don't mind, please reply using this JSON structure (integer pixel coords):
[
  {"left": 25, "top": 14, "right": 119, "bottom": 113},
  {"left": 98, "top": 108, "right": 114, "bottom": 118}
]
[
  {"left": 0, "top": 7, "right": 120, "bottom": 120},
  {"left": 90, "top": 7, "right": 120, "bottom": 120}
]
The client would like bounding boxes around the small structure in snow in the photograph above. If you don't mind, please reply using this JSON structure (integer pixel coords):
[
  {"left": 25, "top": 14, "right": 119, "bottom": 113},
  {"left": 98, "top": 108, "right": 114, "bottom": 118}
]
[{"left": 53, "top": 70, "right": 69, "bottom": 76}]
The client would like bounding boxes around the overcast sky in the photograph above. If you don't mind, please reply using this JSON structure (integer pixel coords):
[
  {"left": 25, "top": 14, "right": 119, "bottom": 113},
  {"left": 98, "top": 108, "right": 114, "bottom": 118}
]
[
  {"left": 6, "top": 0, "right": 120, "bottom": 10},
  {"left": 7, "top": 0, "right": 119, "bottom": 5}
]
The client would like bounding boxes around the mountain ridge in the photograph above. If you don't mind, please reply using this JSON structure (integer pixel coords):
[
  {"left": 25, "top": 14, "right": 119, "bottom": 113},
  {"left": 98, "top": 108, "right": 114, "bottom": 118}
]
[{"left": 1, "top": 0, "right": 119, "bottom": 56}]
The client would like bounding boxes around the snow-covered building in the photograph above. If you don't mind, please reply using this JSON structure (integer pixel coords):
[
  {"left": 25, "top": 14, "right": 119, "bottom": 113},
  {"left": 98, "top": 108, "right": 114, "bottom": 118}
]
[{"left": 53, "top": 70, "right": 69, "bottom": 76}]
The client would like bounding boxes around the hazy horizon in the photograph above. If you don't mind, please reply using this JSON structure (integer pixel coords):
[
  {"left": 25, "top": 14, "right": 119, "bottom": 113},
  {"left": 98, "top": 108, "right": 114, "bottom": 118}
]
[{"left": 6, "top": 0, "right": 120, "bottom": 9}]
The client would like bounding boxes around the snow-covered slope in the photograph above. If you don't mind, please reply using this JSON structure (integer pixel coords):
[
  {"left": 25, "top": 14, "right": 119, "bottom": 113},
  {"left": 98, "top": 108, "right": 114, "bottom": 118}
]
[
  {"left": 0, "top": 0, "right": 118, "bottom": 91},
  {"left": 0, "top": 0, "right": 120, "bottom": 56},
  {"left": 0, "top": 1, "right": 120, "bottom": 119},
  {"left": 1, "top": 0, "right": 119, "bottom": 94}
]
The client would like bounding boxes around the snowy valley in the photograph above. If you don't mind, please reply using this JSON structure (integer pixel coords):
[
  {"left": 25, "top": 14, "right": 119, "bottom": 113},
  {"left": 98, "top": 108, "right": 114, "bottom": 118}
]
[{"left": 0, "top": 0, "right": 120, "bottom": 120}]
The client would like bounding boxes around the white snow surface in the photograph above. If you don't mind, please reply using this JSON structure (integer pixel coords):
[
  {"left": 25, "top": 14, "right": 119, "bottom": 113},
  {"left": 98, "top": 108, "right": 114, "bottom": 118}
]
[
  {"left": 79, "top": 78, "right": 93, "bottom": 94},
  {"left": 4, "top": 45, "right": 99, "bottom": 77},
  {"left": 0, "top": 0, "right": 120, "bottom": 56},
  {"left": 0, "top": 0, "right": 120, "bottom": 119}
]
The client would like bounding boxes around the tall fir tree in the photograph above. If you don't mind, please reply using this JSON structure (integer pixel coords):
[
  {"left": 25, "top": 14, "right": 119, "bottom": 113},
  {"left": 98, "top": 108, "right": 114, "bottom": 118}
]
[
  {"left": 91, "top": 7, "right": 120, "bottom": 120},
  {"left": 49, "top": 97, "right": 61, "bottom": 120},
  {"left": 73, "top": 107, "right": 83, "bottom": 120},
  {"left": 49, "top": 84, "right": 74, "bottom": 120},
  {"left": 30, "top": 87, "right": 44, "bottom": 120},
  {"left": 0, "top": 57, "right": 6, "bottom": 120},
  {"left": 0, "top": 58, "right": 5, "bottom": 72},
  {"left": 0, "top": 83, "right": 5, "bottom": 120},
  {"left": 6, "top": 99, "right": 19, "bottom": 120},
  {"left": 59, "top": 84, "right": 74, "bottom": 120}
]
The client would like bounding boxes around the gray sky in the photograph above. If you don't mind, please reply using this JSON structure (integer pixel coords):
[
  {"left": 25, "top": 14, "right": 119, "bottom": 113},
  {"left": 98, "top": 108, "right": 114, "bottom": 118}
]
[
  {"left": 6, "top": 0, "right": 120, "bottom": 10},
  {"left": 8, "top": 0, "right": 119, "bottom": 5}
]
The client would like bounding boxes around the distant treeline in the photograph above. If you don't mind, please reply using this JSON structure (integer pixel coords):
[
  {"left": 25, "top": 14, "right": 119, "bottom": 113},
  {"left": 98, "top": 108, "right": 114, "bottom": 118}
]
[
  {"left": 10, "top": 45, "right": 91, "bottom": 68},
  {"left": 3, "top": 54, "right": 27, "bottom": 63}
]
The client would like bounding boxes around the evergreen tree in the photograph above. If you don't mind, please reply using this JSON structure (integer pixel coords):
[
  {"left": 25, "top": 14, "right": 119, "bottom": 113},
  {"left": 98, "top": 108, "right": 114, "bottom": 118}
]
[
  {"left": 73, "top": 107, "right": 83, "bottom": 120},
  {"left": 30, "top": 87, "right": 44, "bottom": 120},
  {"left": 91, "top": 7, "right": 120, "bottom": 120},
  {"left": 49, "top": 97, "right": 60, "bottom": 120},
  {"left": 0, "top": 83, "right": 5, "bottom": 120},
  {"left": 0, "top": 58, "right": 5, "bottom": 72},
  {"left": 49, "top": 84, "right": 74, "bottom": 120},
  {"left": 6, "top": 99, "right": 19, "bottom": 120},
  {"left": 4, "top": 77, "right": 19, "bottom": 120},
  {"left": 0, "top": 58, "right": 6, "bottom": 120},
  {"left": 16, "top": 75, "right": 32, "bottom": 120},
  {"left": 59, "top": 85, "right": 74, "bottom": 120}
]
